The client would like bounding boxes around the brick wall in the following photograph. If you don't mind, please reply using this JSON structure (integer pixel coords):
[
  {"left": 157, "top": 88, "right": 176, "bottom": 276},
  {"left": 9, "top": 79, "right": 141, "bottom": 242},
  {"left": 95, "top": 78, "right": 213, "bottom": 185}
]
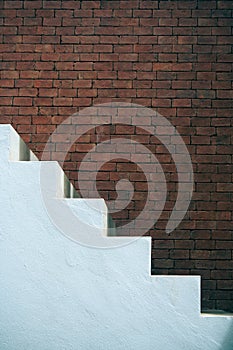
[{"left": 0, "top": 0, "right": 232, "bottom": 311}]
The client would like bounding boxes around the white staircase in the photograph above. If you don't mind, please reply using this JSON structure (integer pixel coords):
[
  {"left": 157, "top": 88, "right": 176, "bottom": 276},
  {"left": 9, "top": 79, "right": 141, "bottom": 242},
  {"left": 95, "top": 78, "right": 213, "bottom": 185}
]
[{"left": 0, "top": 124, "right": 232, "bottom": 350}]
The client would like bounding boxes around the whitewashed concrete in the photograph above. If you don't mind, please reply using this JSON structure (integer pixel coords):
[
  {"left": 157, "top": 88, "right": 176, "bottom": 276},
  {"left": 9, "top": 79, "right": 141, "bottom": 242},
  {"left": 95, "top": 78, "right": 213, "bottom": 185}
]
[{"left": 0, "top": 124, "right": 232, "bottom": 350}]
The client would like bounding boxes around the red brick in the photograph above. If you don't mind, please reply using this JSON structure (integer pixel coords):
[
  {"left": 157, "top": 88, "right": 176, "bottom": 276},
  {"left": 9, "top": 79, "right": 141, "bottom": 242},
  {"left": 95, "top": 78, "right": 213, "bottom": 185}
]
[
  {"left": 80, "top": 36, "right": 100, "bottom": 44},
  {"left": 13, "top": 97, "right": 32, "bottom": 106},
  {"left": 99, "top": 53, "right": 118, "bottom": 62},
  {"left": 34, "top": 98, "right": 53, "bottom": 106},
  {"left": 159, "top": 18, "right": 178, "bottom": 26},
  {"left": 93, "top": 44, "right": 112, "bottom": 53},
  {"left": 172, "top": 99, "right": 191, "bottom": 107}
]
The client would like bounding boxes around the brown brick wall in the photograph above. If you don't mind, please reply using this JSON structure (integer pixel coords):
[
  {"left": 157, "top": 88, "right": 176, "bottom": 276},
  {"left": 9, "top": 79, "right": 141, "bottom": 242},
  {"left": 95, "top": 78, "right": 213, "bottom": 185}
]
[{"left": 0, "top": 0, "right": 232, "bottom": 311}]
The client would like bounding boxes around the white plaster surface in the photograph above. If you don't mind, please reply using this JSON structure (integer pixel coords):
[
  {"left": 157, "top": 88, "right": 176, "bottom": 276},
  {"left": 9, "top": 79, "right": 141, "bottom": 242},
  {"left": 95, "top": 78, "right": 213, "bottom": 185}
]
[{"left": 0, "top": 125, "right": 232, "bottom": 350}]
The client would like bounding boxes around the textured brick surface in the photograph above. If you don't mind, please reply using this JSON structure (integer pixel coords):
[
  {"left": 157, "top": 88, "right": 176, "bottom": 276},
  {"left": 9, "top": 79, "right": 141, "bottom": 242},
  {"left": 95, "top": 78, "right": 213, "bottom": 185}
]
[{"left": 0, "top": 0, "right": 232, "bottom": 311}]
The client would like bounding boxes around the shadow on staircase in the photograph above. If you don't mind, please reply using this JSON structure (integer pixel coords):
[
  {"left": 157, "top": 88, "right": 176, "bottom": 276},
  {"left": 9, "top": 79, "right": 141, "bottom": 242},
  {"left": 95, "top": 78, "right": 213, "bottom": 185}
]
[{"left": 221, "top": 319, "right": 233, "bottom": 350}]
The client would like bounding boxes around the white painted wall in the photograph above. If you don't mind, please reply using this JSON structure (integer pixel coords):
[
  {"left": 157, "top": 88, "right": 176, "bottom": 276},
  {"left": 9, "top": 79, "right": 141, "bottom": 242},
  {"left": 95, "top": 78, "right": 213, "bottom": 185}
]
[{"left": 0, "top": 125, "right": 232, "bottom": 350}]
